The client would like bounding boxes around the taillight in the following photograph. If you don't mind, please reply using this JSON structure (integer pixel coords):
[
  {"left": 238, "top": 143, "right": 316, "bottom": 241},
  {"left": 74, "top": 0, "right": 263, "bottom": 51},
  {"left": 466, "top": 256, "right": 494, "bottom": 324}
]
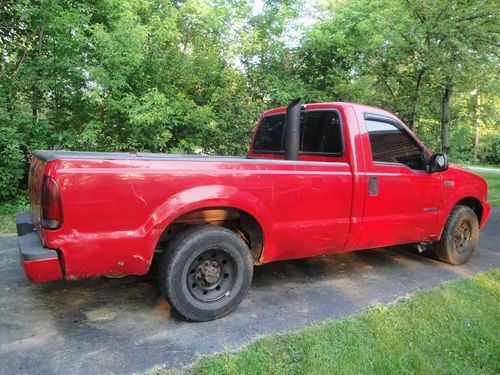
[{"left": 41, "top": 176, "right": 63, "bottom": 229}]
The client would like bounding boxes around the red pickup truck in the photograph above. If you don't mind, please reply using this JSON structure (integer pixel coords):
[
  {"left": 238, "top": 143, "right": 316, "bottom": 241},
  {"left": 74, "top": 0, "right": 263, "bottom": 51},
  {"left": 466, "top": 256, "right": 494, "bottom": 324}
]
[{"left": 16, "top": 100, "right": 490, "bottom": 321}]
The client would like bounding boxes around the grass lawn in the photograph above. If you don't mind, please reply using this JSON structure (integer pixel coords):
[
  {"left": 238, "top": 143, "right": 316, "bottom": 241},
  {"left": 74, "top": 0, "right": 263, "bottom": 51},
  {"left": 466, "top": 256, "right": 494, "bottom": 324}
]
[
  {"left": 468, "top": 169, "right": 500, "bottom": 208},
  {"left": 165, "top": 269, "right": 500, "bottom": 375}
]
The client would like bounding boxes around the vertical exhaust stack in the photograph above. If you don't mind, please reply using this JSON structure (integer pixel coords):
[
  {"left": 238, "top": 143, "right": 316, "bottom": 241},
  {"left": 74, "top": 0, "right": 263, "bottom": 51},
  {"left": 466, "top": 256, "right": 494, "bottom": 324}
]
[{"left": 284, "top": 98, "right": 301, "bottom": 161}]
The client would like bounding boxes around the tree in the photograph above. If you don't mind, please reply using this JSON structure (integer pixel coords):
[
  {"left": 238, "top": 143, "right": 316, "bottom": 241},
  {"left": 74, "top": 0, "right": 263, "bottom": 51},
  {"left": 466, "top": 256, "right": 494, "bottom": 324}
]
[
  {"left": 299, "top": 0, "right": 499, "bottom": 155},
  {"left": 397, "top": 0, "right": 498, "bottom": 153}
]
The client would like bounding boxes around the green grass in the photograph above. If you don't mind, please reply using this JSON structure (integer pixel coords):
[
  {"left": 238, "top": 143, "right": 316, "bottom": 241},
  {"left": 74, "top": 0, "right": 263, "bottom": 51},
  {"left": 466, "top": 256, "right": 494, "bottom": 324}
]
[
  {"left": 0, "top": 194, "right": 28, "bottom": 233},
  {"left": 168, "top": 270, "right": 500, "bottom": 375},
  {"left": 469, "top": 169, "right": 500, "bottom": 208}
]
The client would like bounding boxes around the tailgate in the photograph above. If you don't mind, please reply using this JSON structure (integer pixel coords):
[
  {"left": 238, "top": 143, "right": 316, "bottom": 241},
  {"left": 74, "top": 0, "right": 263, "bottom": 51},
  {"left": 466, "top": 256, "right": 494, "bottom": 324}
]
[{"left": 28, "top": 156, "right": 46, "bottom": 239}]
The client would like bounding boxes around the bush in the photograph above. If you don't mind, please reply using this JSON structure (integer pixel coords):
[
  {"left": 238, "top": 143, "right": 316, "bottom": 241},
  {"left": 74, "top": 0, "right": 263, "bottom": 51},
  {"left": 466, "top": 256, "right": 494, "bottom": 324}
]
[
  {"left": 479, "top": 133, "right": 500, "bottom": 165},
  {"left": 0, "top": 126, "right": 25, "bottom": 202}
]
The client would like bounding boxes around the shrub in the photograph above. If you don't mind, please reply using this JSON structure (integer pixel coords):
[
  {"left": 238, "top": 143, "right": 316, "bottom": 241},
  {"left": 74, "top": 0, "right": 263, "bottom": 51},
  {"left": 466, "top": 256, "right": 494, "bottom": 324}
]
[
  {"left": 479, "top": 133, "right": 500, "bottom": 165},
  {"left": 0, "top": 126, "right": 25, "bottom": 202}
]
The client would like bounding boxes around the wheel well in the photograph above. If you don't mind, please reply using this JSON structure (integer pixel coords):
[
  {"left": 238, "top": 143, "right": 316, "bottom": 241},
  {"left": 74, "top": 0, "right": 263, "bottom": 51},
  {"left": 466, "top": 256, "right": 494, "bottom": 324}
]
[
  {"left": 455, "top": 197, "right": 482, "bottom": 224},
  {"left": 156, "top": 207, "right": 264, "bottom": 263}
]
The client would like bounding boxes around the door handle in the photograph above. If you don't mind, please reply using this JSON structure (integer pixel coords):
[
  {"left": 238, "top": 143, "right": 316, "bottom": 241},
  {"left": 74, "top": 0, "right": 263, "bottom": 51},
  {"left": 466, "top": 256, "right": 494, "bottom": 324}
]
[{"left": 369, "top": 177, "right": 378, "bottom": 196}]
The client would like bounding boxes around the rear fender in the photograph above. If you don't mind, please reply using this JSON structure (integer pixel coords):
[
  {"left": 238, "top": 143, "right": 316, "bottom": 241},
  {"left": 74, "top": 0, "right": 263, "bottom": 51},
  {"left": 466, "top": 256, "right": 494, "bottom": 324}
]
[{"left": 146, "top": 185, "right": 275, "bottom": 261}]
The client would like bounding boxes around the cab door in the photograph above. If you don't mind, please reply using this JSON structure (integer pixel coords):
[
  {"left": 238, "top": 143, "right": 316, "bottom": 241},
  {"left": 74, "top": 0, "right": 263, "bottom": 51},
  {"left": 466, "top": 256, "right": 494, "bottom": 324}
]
[{"left": 356, "top": 113, "right": 443, "bottom": 250}]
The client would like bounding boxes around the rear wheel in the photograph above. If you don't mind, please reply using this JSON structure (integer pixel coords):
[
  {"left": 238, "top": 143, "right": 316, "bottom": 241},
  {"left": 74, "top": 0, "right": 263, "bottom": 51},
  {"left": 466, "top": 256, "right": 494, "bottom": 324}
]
[
  {"left": 159, "top": 225, "right": 253, "bottom": 321},
  {"left": 432, "top": 205, "right": 479, "bottom": 265}
]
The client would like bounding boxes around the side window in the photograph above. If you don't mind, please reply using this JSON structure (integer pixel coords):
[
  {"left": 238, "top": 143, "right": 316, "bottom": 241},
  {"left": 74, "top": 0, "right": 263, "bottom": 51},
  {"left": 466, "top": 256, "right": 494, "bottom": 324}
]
[
  {"left": 366, "top": 119, "right": 425, "bottom": 170},
  {"left": 252, "top": 115, "right": 285, "bottom": 152},
  {"left": 253, "top": 110, "right": 343, "bottom": 155}
]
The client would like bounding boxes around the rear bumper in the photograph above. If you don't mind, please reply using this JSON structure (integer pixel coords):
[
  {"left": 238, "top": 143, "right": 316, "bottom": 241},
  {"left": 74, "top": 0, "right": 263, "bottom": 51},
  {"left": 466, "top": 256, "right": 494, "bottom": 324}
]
[{"left": 16, "top": 211, "right": 63, "bottom": 283}]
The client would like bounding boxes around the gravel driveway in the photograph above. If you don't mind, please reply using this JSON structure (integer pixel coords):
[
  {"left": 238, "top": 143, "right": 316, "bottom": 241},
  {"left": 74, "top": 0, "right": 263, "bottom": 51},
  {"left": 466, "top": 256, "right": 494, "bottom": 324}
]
[{"left": 1, "top": 209, "right": 499, "bottom": 374}]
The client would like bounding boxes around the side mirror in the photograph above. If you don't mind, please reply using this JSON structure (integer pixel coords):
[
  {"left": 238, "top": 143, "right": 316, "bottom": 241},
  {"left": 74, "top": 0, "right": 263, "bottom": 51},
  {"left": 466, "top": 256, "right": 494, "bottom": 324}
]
[{"left": 428, "top": 153, "right": 449, "bottom": 173}]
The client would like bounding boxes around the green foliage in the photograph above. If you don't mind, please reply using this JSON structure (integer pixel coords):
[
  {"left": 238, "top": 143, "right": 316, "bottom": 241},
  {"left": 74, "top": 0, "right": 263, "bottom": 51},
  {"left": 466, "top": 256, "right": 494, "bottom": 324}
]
[
  {"left": 0, "top": 125, "right": 25, "bottom": 201},
  {"left": 480, "top": 134, "right": 500, "bottom": 165},
  {"left": 0, "top": 0, "right": 498, "bottom": 203}
]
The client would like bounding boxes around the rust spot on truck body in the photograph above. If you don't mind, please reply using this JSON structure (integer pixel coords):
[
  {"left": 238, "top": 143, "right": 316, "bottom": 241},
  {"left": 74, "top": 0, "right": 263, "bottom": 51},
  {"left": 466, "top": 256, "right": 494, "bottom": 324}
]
[{"left": 174, "top": 208, "right": 240, "bottom": 224}]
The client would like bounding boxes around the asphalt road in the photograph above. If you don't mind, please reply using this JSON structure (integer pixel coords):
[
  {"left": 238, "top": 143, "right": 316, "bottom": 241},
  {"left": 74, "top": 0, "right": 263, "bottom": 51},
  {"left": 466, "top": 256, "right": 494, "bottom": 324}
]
[{"left": 1, "top": 209, "right": 499, "bottom": 374}]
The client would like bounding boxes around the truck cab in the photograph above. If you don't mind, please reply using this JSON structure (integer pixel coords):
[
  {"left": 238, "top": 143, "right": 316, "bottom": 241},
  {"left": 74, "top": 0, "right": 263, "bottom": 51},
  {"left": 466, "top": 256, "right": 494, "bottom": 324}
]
[{"left": 249, "top": 102, "right": 489, "bottom": 248}]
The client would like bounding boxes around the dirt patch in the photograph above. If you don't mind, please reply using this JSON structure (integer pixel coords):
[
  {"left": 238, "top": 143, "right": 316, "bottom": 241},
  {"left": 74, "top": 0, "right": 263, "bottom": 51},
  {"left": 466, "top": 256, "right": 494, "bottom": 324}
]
[{"left": 84, "top": 308, "right": 116, "bottom": 322}]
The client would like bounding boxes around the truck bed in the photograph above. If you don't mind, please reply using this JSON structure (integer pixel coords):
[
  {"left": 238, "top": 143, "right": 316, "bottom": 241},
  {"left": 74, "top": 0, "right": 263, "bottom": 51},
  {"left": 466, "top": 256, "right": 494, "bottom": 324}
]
[{"left": 28, "top": 150, "right": 354, "bottom": 280}]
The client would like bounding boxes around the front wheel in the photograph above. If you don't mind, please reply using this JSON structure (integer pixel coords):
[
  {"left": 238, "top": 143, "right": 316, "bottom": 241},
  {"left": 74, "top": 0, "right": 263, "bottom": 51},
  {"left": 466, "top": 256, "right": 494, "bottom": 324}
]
[
  {"left": 159, "top": 225, "right": 253, "bottom": 321},
  {"left": 432, "top": 205, "right": 479, "bottom": 265}
]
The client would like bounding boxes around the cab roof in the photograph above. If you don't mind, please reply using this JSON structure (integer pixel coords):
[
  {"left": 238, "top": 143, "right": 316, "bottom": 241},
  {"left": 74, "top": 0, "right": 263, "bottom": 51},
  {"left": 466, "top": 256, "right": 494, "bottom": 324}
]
[{"left": 260, "top": 102, "right": 404, "bottom": 124}]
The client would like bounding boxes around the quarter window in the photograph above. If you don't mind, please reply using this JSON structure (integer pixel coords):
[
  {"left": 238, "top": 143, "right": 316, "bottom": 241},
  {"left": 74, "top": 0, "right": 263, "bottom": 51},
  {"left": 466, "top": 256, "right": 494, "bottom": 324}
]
[
  {"left": 253, "top": 111, "right": 343, "bottom": 154},
  {"left": 365, "top": 119, "right": 425, "bottom": 170},
  {"left": 252, "top": 115, "right": 285, "bottom": 152}
]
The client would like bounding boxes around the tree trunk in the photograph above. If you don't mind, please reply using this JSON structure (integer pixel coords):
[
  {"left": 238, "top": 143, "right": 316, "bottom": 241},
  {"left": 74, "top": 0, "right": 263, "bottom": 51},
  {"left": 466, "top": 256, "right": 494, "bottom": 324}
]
[
  {"left": 440, "top": 83, "right": 453, "bottom": 154},
  {"left": 32, "top": 86, "right": 39, "bottom": 122},
  {"left": 473, "top": 87, "right": 481, "bottom": 163},
  {"left": 409, "top": 68, "right": 425, "bottom": 130},
  {"left": 32, "top": 24, "right": 44, "bottom": 123}
]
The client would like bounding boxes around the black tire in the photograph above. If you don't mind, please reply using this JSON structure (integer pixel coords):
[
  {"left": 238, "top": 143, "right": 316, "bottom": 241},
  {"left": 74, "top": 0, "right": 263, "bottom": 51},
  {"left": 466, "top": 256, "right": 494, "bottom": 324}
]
[
  {"left": 432, "top": 205, "right": 479, "bottom": 265},
  {"left": 159, "top": 225, "right": 253, "bottom": 321}
]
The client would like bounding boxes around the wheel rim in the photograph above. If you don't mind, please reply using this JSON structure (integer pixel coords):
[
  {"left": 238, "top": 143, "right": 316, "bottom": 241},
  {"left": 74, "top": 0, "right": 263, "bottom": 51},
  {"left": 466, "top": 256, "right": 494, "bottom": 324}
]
[
  {"left": 453, "top": 219, "right": 472, "bottom": 254},
  {"left": 187, "top": 248, "right": 236, "bottom": 302}
]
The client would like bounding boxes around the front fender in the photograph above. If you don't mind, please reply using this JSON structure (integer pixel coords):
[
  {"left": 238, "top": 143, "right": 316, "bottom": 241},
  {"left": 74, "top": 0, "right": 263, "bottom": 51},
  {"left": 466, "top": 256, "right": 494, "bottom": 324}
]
[{"left": 436, "top": 165, "right": 490, "bottom": 235}]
